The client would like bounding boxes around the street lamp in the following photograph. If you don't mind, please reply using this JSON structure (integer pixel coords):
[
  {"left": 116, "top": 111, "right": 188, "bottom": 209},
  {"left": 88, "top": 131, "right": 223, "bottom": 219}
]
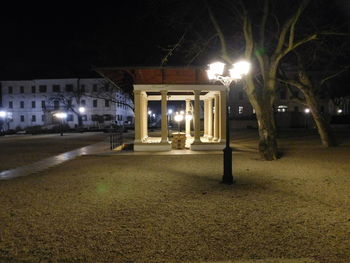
[
  {"left": 54, "top": 112, "right": 67, "bottom": 136},
  {"left": 304, "top": 108, "right": 311, "bottom": 129},
  {"left": 0, "top": 111, "right": 7, "bottom": 118},
  {"left": 207, "top": 60, "right": 251, "bottom": 184},
  {"left": 174, "top": 112, "right": 184, "bottom": 132},
  {"left": 78, "top": 106, "right": 86, "bottom": 114}
]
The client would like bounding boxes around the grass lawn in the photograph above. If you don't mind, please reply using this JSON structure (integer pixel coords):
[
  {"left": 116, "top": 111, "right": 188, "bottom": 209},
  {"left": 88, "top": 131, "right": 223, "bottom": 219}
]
[
  {"left": 0, "top": 132, "right": 109, "bottom": 171},
  {"left": 0, "top": 131, "right": 349, "bottom": 262}
]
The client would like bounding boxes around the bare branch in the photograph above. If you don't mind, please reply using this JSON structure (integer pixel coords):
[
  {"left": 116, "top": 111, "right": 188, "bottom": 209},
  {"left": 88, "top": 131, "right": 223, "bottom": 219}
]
[
  {"left": 259, "top": 0, "right": 269, "bottom": 48},
  {"left": 206, "top": 1, "right": 232, "bottom": 63},
  {"left": 320, "top": 65, "right": 350, "bottom": 86},
  {"left": 186, "top": 34, "right": 218, "bottom": 65},
  {"left": 161, "top": 30, "right": 187, "bottom": 66},
  {"left": 274, "top": 0, "right": 310, "bottom": 57},
  {"left": 278, "top": 34, "right": 317, "bottom": 61}
]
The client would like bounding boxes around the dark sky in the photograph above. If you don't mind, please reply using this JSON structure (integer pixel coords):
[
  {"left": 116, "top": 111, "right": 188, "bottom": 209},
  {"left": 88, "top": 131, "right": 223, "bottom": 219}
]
[
  {"left": 0, "top": 1, "right": 349, "bottom": 79},
  {"left": 0, "top": 1, "right": 174, "bottom": 78}
]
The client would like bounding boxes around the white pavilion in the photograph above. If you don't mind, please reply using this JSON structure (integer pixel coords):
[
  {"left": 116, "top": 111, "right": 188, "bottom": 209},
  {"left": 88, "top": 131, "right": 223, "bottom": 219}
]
[{"left": 97, "top": 67, "right": 228, "bottom": 151}]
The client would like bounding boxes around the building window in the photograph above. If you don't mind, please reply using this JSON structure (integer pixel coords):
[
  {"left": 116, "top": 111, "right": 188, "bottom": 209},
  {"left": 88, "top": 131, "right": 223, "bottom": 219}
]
[
  {"left": 67, "top": 100, "right": 72, "bottom": 108},
  {"left": 80, "top": 85, "right": 85, "bottom": 93},
  {"left": 93, "top": 84, "right": 98, "bottom": 92},
  {"left": 32, "top": 101, "right": 36, "bottom": 108},
  {"left": 82, "top": 115, "right": 87, "bottom": 121},
  {"left": 32, "top": 86, "right": 36, "bottom": 93},
  {"left": 41, "top": 100, "right": 46, "bottom": 108},
  {"left": 9, "top": 101, "right": 13, "bottom": 108},
  {"left": 42, "top": 115, "right": 45, "bottom": 122},
  {"left": 31, "top": 115, "right": 36, "bottom": 122},
  {"left": 81, "top": 100, "right": 86, "bottom": 106},
  {"left": 67, "top": 114, "right": 74, "bottom": 121},
  {"left": 53, "top": 85, "right": 60, "bottom": 92},
  {"left": 93, "top": 100, "right": 98, "bottom": 107},
  {"left": 20, "top": 115, "right": 25, "bottom": 122},
  {"left": 277, "top": 105, "right": 288, "bottom": 112},
  {"left": 54, "top": 100, "right": 59, "bottom": 110},
  {"left": 8, "top": 86, "right": 13, "bottom": 94},
  {"left": 105, "top": 100, "right": 109, "bottom": 107},
  {"left": 20, "top": 101, "right": 24, "bottom": 108},
  {"left": 280, "top": 90, "right": 287, "bottom": 100},
  {"left": 238, "top": 106, "right": 243, "bottom": 114},
  {"left": 20, "top": 86, "right": 24, "bottom": 93},
  {"left": 65, "top": 84, "right": 73, "bottom": 92},
  {"left": 238, "top": 92, "right": 243, "bottom": 100},
  {"left": 39, "top": 85, "right": 47, "bottom": 93}
]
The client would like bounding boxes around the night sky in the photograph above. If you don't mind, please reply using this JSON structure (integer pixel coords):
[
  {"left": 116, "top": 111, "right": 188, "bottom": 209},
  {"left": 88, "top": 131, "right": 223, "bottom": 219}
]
[
  {"left": 0, "top": 1, "right": 175, "bottom": 79},
  {"left": 0, "top": 1, "right": 349, "bottom": 80}
]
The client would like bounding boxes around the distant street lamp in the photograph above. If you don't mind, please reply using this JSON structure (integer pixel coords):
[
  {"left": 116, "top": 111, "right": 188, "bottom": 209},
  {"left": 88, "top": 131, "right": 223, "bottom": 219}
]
[
  {"left": 304, "top": 108, "right": 310, "bottom": 129},
  {"left": 174, "top": 112, "right": 184, "bottom": 132},
  {"left": 78, "top": 106, "right": 86, "bottom": 114},
  {"left": 0, "top": 111, "right": 7, "bottom": 118},
  {"left": 54, "top": 112, "right": 67, "bottom": 136},
  {"left": 207, "top": 60, "right": 251, "bottom": 184}
]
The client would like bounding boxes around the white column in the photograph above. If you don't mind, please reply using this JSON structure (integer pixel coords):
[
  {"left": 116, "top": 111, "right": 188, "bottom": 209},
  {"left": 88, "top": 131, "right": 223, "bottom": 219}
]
[
  {"left": 213, "top": 93, "right": 219, "bottom": 141},
  {"left": 208, "top": 98, "right": 213, "bottom": 140},
  {"left": 185, "top": 99, "right": 191, "bottom": 137},
  {"left": 220, "top": 91, "right": 227, "bottom": 142},
  {"left": 161, "top": 90, "right": 168, "bottom": 143},
  {"left": 143, "top": 93, "right": 148, "bottom": 139},
  {"left": 193, "top": 90, "right": 201, "bottom": 143},
  {"left": 134, "top": 90, "right": 142, "bottom": 144},
  {"left": 204, "top": 99, "right": 208, "bottom": 138},
  {"left": 140, "top": 94, "right": 144, "bottom": 140}
]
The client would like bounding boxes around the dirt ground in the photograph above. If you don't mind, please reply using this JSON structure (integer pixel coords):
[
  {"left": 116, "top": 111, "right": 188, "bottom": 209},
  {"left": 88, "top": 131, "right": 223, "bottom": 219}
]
[
  {"left": 0, "top": 132, "right": 109, "bottom": 171},
  {"left": 0, "top": 130, "right": 349, "bottom": 263}
]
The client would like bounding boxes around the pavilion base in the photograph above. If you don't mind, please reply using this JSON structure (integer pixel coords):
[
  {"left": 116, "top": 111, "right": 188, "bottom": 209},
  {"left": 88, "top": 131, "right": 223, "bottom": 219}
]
[
  {"left": 190, "top": 143, "right": 225, "bottom": 151},
  {"left": 134, "top": 142, "right": 172, "bottom": 152}
]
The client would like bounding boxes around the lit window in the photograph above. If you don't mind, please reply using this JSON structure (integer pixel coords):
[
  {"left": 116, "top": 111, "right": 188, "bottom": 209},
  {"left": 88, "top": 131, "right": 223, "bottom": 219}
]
[
  {"left": 277, "top": 105, "right": 288, "bottom": 112},
  {"left": 238, "top": 106, "right": 243, "bottom": 114}
]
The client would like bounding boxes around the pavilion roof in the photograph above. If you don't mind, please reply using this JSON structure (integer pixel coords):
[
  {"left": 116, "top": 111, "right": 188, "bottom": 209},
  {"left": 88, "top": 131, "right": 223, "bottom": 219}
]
[{"left": 95, "top": 67, "right": 211, "bottom": 86}]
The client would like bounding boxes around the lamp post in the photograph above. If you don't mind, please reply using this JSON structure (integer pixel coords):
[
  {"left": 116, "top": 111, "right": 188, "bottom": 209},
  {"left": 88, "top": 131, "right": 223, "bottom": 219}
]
[
  {"left": 304, "top": 108, "right": 310, "bottom": 129},
  {"left": 0, "top": 110, "right": 7, "bottom": 135},
  {"left": 207, "top": 61, "right": 251, "bottom": 184},
  {"left": 174, "top": 112, "right": 184, "bottom": 132},
  {"left": 54, "top": 112, "right": 67, "bottom": 136}
]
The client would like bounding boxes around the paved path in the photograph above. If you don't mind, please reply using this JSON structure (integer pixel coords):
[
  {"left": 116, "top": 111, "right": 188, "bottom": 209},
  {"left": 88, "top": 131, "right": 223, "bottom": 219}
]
[{"left": 0, "top": 141, "right": 109, "bottom": 180}]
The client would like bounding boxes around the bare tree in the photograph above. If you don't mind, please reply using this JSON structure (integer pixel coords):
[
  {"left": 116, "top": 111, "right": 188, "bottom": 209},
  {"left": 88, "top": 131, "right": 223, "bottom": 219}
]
[
  {"left": 279, "top": 47, "right": 349, "bottom": 147},
  {"left": 49, "top": 79, "right": 85, "bottom": 128},
  {"left": 205, "top": 0, "right": 319, "bottom": 160}
]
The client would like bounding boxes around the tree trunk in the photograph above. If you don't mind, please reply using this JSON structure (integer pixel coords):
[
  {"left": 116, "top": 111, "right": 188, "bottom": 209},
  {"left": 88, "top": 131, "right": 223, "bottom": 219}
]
[
  {"left": 303, "top": 91, "right": 337, "bottom": 147},
  {"left": 249, "top": 95, "right": 279, "bottom": 160}
]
